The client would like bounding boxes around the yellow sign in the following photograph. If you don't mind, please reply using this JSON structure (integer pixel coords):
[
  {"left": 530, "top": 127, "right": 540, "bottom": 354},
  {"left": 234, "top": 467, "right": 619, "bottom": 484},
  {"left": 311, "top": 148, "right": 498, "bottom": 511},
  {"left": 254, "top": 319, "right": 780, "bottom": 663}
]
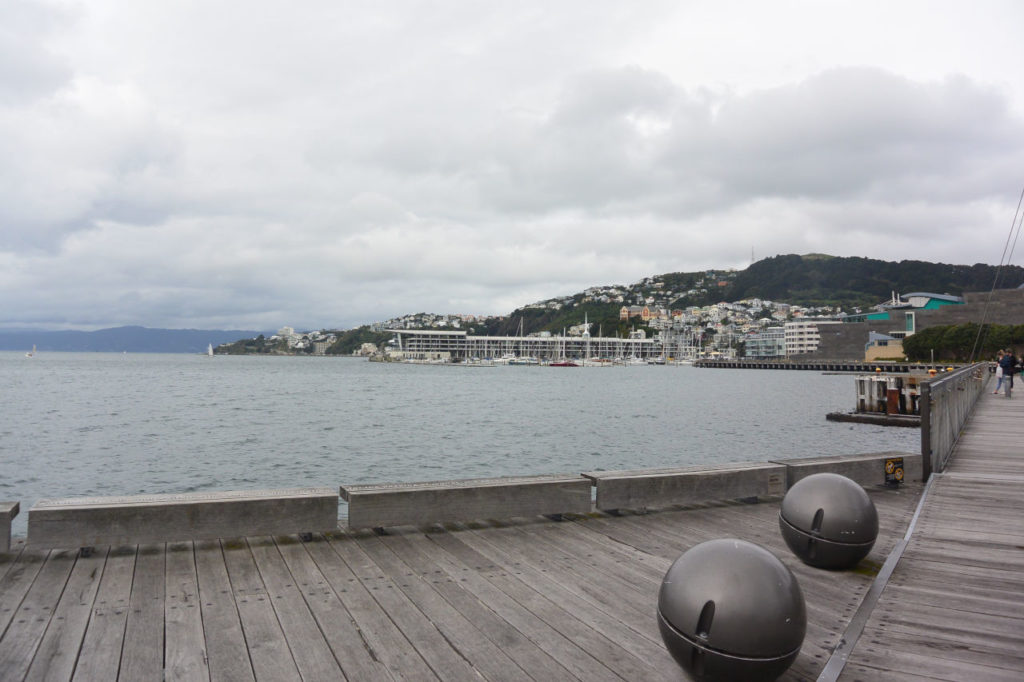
[{"left": 885, "top": 457, "right": 905, "bottom": 487}]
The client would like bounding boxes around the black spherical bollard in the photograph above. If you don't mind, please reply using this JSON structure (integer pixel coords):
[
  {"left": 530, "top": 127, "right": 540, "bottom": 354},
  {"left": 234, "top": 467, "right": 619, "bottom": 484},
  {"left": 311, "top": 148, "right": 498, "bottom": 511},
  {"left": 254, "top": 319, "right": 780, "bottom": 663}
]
[
  {"left": 657, "top": 538, "right": 806, "bottom": 682},
  {"left": 779, "top": 472, "right": 879, "bottom": 569}
]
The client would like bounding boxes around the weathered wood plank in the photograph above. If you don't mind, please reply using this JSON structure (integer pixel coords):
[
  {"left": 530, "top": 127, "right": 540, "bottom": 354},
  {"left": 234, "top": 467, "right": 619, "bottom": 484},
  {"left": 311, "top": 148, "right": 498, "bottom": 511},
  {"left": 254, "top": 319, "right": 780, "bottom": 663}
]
[
  {"left": 24, "top": 547, "right": 107, "bottom": 681},
  {"left": 72, "top": 546, "right": 137, "bottom": 682},
  {"left": 402, "top": 529, "right": 618, "bottom": 682},
  {"left": 119, "top": 543, "right": 165, "bottom": 681},
  {"left": 221, "top": 537, "right": 302, "bottom": 681},
  {"left": 486, "top": 519, "right": 657, "bottom": 628},
  {"left": 877, "top": 581, "right": 1023, "bottom": 619},
  {"left": 352, "top": 532, "right": 534, "bottom": 682},
  {"left": 427, "top": 528, "right": 656, "bottom": 681},
  {"left": 456, "top": 523, "right": 682, "bottom": 681},
  {"left": 855, "top": 624, "right": 1024, "bottom": 671},
  {"left": 328, "top": 532, "right": 489, "bottom": 680},
  {"left": 164, "top": 542, "right": 209, "bottom": 681},
  {"left": 0, "top": 549, "right": 77, "bottom": 681},
  {"left": 840, "top": 642, "right": 1023, "bottom": 682},
  {"left": 376, "top": 530, "right": 577, "bottom": 681},
  {"left": 193, "top": 539, "right": 255, "bottom": 682},
  {"left": 303, "top": 534, "right": 439, "bottom": 680},
  {"left": 870, "top": 600, "right": 1024, "bottom": 652},
  {"left": 273, "top": 535, "right": 390, "bottom": 681},
  {"left": 341, "top": 474, "right": 591, "bottom": 529},
  {"left": 0, "top": 548, "right": 46, "bottom": 639},
  {"left": 246, "top": 536, "right": 345, "bottom": 681}
]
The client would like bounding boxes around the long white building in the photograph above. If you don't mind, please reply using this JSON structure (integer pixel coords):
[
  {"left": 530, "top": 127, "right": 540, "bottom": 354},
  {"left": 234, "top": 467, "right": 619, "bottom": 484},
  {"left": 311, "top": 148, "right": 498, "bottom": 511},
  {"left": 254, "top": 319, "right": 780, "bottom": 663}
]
[{"left": 387, "top": 329, "right": 668, "bottom": 362}]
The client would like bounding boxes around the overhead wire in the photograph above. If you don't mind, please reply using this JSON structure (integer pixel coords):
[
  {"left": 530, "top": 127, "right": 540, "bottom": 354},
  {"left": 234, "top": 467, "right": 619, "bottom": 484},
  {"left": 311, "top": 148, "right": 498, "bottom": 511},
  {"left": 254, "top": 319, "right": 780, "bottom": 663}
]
[{"left": 969, "top": 182, "right": 1024, "bottom": 363}]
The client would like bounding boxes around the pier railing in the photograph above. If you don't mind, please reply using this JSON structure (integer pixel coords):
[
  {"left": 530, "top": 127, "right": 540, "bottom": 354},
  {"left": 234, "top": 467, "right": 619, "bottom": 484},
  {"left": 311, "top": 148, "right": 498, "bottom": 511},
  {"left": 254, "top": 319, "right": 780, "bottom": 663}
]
[{"left": 920, "top": 362, "right": 989, "bottom": 479}]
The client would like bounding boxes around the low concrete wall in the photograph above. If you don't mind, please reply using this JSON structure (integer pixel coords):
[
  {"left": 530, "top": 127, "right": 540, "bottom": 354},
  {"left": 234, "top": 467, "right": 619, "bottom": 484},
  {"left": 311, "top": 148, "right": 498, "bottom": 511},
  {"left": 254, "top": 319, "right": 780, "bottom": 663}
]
[
  {"left": 582, "top": 462, "right": 786, "bottom": 513},
  {"left": 772, "top": 451, "right": 921, "bottom": 487},
  {"left": 1, "top": 502, "right": 18, "bottom": 553},
  {"left": 341, "top": 474, "right": 591, "bottom": 529},
  {"left": 28, "top": 488, "right": 338, "bottom": 549}
]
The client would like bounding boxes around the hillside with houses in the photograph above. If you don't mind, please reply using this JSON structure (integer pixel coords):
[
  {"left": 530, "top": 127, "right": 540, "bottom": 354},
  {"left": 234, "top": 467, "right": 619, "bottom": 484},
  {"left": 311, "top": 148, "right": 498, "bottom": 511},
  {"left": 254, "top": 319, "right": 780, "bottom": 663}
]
[{"left": 219, "top": 254, "right": 1024, "bottom": 361}]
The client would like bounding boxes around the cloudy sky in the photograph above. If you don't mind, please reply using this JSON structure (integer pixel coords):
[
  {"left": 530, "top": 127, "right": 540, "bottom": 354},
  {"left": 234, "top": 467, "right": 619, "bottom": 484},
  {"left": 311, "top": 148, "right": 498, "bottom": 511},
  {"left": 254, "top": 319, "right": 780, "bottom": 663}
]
[{"left": 3, "top": 0, "right": 1024, "bottom": 331}]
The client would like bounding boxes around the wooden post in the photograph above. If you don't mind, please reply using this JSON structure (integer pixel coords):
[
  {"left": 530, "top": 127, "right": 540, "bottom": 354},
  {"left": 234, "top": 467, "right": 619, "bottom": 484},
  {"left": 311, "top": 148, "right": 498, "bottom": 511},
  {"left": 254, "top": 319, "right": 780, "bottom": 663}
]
[{"left": 886, "top": 388, "right": 900, "bottom": 415}]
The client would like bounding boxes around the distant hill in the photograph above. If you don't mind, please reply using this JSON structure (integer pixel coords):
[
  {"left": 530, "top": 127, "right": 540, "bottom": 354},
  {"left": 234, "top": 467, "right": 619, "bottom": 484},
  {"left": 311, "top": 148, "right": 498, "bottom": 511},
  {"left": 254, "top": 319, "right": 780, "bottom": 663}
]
[
  {"left": 711, "top": 254, "right": 1024, "bottom": 308},
  {"left": 0, "top": 326, "right": 267, "bottom": 354},
  {"left": 480, "top": 254, "right": 1024, "bottom": 338}
]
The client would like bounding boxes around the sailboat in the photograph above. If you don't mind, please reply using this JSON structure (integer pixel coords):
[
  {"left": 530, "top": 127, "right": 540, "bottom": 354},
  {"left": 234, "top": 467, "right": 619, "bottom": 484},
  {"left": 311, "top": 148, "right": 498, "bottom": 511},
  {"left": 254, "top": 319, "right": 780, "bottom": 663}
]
[
  {"left": 550, "top": 328, "right": 578, "bottom": 366},
  {"left": 25, "top": 344, "right": 35, "bottom": 358},
  {"left": 207, "top": 343, "right": 214, "bottom": 357}
]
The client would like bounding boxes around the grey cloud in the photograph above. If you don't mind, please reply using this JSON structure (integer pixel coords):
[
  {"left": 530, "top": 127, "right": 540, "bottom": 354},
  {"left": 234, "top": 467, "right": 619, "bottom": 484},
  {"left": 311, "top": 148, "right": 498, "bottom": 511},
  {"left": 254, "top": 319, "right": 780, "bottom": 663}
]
[
  {"left": 2, "top": 2, "right": 1023, "bottom": 332},
  {"left": 692, "top": 69, "right": 1020, "bottom": 204},
  {"left": 464, "top": 67, "right": 1024, "bottom": 219},
  {"left": 0, "top": 0, "right": 73, "bottom": 104}
]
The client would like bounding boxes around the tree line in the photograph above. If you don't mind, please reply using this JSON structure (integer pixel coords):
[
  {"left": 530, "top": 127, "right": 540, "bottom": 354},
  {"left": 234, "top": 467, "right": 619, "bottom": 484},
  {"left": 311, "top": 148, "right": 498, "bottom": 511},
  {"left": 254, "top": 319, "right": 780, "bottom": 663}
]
[{"left": 902, "top": 323, "right": 1024, "bottom": 363}]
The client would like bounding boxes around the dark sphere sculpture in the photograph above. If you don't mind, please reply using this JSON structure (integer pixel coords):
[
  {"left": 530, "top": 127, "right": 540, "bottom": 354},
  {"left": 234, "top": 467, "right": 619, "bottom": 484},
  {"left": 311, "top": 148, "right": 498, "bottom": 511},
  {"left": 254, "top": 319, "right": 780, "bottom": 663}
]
[
  {"left": 657, "top": 538, "right": 806, "bottom": 682},
  {"left": 779, "top": 472, "right": 879, "bottom": 569}
]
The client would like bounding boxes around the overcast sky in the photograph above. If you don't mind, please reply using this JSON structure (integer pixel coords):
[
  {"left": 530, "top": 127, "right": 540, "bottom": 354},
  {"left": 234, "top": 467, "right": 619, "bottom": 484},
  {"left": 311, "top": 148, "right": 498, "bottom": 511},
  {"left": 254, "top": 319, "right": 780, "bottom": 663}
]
[{"left": 3, "top": 1, "right": 1024, "bottom": 331}]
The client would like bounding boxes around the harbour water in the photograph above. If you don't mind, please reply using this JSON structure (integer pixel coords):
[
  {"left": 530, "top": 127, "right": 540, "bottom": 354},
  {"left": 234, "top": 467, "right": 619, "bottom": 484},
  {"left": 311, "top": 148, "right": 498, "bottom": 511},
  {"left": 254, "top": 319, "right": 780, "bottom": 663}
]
[{"left": 1, "top": 352, "right": 917, "bottom": 536}]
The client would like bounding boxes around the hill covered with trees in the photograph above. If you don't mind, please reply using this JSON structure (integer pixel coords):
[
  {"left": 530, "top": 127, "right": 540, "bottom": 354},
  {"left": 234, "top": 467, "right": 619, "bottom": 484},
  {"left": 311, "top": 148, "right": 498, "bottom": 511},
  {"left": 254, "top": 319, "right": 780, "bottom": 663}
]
[
  {"left": 473, "top": 254, "right": 1024, "bottom": 339},
  {"left": 711, "top": 254, "right": 1022, "bottom": 310}
]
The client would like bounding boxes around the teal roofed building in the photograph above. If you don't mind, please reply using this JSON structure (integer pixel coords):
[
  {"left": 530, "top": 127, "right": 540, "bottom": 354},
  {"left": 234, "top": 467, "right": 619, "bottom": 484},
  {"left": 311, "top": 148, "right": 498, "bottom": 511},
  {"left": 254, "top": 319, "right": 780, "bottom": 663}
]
[{"left": 899, "top": 292, "right": 965, "bottom": 309}]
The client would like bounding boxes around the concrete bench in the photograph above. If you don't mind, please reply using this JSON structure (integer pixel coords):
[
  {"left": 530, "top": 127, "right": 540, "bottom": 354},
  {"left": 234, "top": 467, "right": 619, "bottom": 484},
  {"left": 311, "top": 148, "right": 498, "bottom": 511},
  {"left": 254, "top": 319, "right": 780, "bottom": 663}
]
[
  {"left": 27, "top": 487, "right": 339, "bottom": 550},
  {"left": 340, "top": 474, "right": 592, "bottom": 530},
  {"left": 581, "top": 462, "right": 787, "bottom": 514},
  {"left": 1, "top": 502, "right": 18, "bottom": 553},
  {"left": 772, "top": 451, "right": 921, "bottom": 488}
]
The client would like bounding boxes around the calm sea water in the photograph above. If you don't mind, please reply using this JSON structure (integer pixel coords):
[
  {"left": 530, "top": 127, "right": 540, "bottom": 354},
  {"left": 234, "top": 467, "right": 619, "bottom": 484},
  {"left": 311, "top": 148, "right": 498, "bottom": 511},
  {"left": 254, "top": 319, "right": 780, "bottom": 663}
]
[{"left": 0, "top": 352, "right": 917, "bottom": 536}]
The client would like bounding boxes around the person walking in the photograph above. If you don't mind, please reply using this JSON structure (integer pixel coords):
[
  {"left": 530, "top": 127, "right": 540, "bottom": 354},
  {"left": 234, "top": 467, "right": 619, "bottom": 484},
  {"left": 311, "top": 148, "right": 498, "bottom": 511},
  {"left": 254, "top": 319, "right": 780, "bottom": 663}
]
[
  {"left": 999, "top": 348, "right": 1018, "bottom": 397},
  {"left": 995, "top": 350, "right": 1003, "bottom": 393}
]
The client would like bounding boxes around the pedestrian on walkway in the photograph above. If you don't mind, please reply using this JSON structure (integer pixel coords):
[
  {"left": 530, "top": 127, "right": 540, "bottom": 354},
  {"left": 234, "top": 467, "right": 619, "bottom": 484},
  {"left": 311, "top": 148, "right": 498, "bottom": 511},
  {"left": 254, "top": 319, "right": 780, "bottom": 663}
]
[
  {"left": 995, "top": 349, "right": 1005, "bottom": 393},
  {"left": 999, "top": 348, "right": 1018, "bottom": 397}
]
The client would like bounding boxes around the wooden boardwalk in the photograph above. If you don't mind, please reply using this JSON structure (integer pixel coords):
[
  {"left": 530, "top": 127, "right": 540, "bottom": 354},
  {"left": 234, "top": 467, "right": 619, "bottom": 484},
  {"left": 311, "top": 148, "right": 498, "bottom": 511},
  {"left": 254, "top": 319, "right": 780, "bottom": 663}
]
[
  {"left": 1, "top": 485, "right": 925, "bottom": 681},
  {"left": 1, "top": 390, "right": 1021, "bottom": 680},
  {"left": 838, "top": 389, "right": 1024, "bottom": 681}
]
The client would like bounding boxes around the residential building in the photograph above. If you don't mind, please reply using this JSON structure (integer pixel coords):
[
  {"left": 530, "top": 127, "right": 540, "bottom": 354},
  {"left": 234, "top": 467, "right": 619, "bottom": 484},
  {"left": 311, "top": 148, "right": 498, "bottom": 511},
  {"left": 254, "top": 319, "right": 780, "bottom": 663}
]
[
  {"left": 784, "top": 320, "right": 842, "bottom": 356},
  {"left": 745, "top": 327, "right": 786, "bottom": 358}
]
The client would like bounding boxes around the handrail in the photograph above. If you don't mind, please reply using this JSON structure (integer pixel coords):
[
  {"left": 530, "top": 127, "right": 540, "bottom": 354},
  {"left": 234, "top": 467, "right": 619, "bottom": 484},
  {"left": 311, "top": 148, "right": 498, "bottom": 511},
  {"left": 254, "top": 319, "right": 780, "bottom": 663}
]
[{"left": 919, "top": 362, "right": 990, "bottom": 480}]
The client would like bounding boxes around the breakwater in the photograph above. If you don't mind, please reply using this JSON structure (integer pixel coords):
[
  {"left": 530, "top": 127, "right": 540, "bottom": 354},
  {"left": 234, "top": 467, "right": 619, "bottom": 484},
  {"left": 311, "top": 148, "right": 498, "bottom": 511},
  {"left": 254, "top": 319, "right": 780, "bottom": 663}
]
[{"left": 695, "top": 358, "right": 951, "bottom": 372}]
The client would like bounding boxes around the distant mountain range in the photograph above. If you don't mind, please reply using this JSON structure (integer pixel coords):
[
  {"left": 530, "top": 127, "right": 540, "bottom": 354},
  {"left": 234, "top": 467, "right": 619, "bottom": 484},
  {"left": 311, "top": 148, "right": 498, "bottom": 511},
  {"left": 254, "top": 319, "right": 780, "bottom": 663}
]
[{"left": 0, "top": 326, "right": 267, "bottom": 354}]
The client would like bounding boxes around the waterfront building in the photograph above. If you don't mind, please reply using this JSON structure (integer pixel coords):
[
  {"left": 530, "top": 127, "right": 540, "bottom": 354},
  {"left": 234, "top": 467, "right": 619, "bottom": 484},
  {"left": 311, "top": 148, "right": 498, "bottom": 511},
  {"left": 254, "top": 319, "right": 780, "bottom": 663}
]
[
  {"left": 746, "top": 326, "right": 786, "bottom": 358},
  {"left": 784, "top": 319, "right": 842, "bottom": 356},
  {"left": 865, "top": 331, "right": 904, "bottom": 361},
  {"left": 387, "top": 328, "right": 663, "bottom": 362}
]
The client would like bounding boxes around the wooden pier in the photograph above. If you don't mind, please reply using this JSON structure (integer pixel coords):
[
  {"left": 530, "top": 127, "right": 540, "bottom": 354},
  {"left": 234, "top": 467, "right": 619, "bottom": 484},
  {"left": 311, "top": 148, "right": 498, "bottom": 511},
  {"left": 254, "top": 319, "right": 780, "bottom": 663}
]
[
  {"left": 834, "top": 389, "right": 1024, "bottom": 681},
  {"left": 0, "top": 486, "right": 923, "bottom": 681},
  {"left": 0, "top": 396, "right": 1021, "bottom": 680}
]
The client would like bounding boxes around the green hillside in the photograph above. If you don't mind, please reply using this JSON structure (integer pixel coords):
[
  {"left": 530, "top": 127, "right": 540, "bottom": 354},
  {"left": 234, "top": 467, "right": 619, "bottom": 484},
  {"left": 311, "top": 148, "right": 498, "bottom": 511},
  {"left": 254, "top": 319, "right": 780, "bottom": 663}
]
[
  {"left": 713, "top": 254, "right": 1023, "bottom": 309},
  {"left": 495, "top": 254, "right": 1023, "bottom": 337}
]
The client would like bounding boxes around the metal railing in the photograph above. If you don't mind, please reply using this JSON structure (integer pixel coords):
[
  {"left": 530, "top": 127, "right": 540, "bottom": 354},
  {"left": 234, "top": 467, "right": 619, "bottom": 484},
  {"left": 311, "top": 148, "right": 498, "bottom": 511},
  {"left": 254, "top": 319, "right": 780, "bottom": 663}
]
[{"left": 919, "top": 362, "right": 990, "bottom": 479}]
